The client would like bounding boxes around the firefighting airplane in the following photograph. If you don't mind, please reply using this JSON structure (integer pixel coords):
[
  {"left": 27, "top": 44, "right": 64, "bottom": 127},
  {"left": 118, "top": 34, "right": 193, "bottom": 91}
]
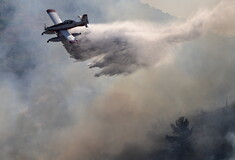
[{"left": 42, "top": 9, "right": 89, "bottom": 43}]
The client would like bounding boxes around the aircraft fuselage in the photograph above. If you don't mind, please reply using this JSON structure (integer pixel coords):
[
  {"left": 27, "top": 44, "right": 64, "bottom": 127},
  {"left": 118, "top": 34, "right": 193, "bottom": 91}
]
[
  {"left": 45, "top": 20, "right": 86, "bottom": 31},
  {"left": 42, "top": 9, "right": 88, "bottom": 43}
]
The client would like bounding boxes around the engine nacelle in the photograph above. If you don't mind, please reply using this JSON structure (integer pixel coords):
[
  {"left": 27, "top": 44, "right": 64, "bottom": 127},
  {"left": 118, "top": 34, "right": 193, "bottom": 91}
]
[
  {"left": 72, "top": 33, "right": 81, "bottom": 37},
  {"left": 42, "top": 30, "right": 56, "bottom": 35},
  {"left": 47, "top": 37, "right": 62, "bottom": 43}
]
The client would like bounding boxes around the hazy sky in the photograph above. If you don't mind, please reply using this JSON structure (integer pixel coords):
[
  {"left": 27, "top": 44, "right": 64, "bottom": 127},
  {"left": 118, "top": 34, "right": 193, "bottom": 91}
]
[{"left": 141, "top": 0, "right": 221, "bottom": 18}]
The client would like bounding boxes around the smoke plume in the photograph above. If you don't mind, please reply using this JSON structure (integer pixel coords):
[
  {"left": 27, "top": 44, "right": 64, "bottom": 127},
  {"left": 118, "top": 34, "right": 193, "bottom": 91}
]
[
  {"left": 64, "top": 0, "right": 235, "bottom": 77},
  {"left": 1, "top": 0, "right": 235, "bottom": 160}
]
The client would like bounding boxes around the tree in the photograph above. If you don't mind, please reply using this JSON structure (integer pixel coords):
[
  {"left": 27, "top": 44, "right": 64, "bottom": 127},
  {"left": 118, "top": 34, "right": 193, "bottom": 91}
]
[{"left": 166, "top": 117, "right": 193, "bottom": 160}]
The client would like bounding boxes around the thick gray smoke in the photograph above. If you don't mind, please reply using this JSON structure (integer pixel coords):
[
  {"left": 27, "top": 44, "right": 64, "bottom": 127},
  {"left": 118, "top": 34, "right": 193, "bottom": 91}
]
[
  {"left": 1, "top": 0, "right": 235, "bottom": 160},
  {"left": 63, "top": 0, "right": 235, "bottom": 76}
]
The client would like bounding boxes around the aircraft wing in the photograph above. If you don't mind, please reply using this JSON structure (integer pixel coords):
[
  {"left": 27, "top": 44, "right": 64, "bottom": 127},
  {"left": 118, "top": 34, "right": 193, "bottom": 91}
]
[
  {"left": 60, "top": 30, "right": 77, "bottom": 42},
  {"left": 46, "top": 9, "right": 62, "bottom": 24},
  {"left": 47, "top": 9, "right": 77, "bottom": 43}
]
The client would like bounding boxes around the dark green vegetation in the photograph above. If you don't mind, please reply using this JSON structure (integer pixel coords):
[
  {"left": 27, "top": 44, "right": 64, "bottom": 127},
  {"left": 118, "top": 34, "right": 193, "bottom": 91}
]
[
  {"left": 113, "top": 104, "right": 235, "bottom": 160},
  {"left": 165, "top": 117, "right": 193, "bottom": 160}
]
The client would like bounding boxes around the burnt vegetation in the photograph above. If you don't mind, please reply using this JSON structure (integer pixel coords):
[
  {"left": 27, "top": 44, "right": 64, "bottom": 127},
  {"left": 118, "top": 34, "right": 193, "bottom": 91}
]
[
  {"left": 165, "top": 117, "right": 193, "bottom": 160},
  {"left": 112, "top": 104, "right": 235, "bottom": 160}
]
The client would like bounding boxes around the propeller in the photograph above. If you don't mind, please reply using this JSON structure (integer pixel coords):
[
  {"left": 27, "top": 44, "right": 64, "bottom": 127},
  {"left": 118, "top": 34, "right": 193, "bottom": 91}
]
[{"left": 41, "top": 24, "right": 47, "bottom": 35}]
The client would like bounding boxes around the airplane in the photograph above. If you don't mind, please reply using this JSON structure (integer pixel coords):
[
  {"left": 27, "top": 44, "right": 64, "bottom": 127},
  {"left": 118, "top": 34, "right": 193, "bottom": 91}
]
[{"left": 42, "top": 9, "right": 89, "bottom": 43}]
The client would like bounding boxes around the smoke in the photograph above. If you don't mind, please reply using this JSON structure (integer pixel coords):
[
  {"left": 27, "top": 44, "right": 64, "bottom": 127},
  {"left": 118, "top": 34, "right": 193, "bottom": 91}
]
[
  {"left": 63, "top": 0, "right": 235, "bottom": 77},
  {"left": 140, "top": 0, "right": 220, "bottom": 18},
  {"left": 1, "top": 0, "right": 235, "bottom": 159},
  {"left": 228, "top": 133, "right": 235, "bottom": 160},
  {"left": 205, "top": 0, "right": 235, "bottom": 36}
]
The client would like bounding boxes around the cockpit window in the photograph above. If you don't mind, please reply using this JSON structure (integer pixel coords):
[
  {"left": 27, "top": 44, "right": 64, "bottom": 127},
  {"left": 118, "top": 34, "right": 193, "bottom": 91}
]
[{"left": 64, "top": 20, "right": 74, "bottom": 24}]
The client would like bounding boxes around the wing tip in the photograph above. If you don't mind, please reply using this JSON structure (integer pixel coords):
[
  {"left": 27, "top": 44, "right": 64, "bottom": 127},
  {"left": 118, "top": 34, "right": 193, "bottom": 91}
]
[{"left": 47, "top": 9, "right": 56, "bottom": 13}]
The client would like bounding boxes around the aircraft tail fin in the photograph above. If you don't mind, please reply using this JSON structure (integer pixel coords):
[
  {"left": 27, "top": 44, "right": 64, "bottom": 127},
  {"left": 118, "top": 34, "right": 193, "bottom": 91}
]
[{"left": 81, "top": 14, "right": 89, "bottom": 27}]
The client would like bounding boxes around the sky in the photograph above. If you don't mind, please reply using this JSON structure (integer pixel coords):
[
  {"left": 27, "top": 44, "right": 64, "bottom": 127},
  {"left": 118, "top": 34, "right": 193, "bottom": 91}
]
[
  {"left": 1, "top": 0, "right": 235, "bottom": 159},
  {"left": 141, "top": 0, "right": 221, "bottom": 18}
]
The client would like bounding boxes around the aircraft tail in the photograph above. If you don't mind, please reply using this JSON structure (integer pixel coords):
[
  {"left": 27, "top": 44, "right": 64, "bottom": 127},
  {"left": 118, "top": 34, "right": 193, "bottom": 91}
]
[{"left": 81, "top": 14, "right": 89, "bottom": 27}]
